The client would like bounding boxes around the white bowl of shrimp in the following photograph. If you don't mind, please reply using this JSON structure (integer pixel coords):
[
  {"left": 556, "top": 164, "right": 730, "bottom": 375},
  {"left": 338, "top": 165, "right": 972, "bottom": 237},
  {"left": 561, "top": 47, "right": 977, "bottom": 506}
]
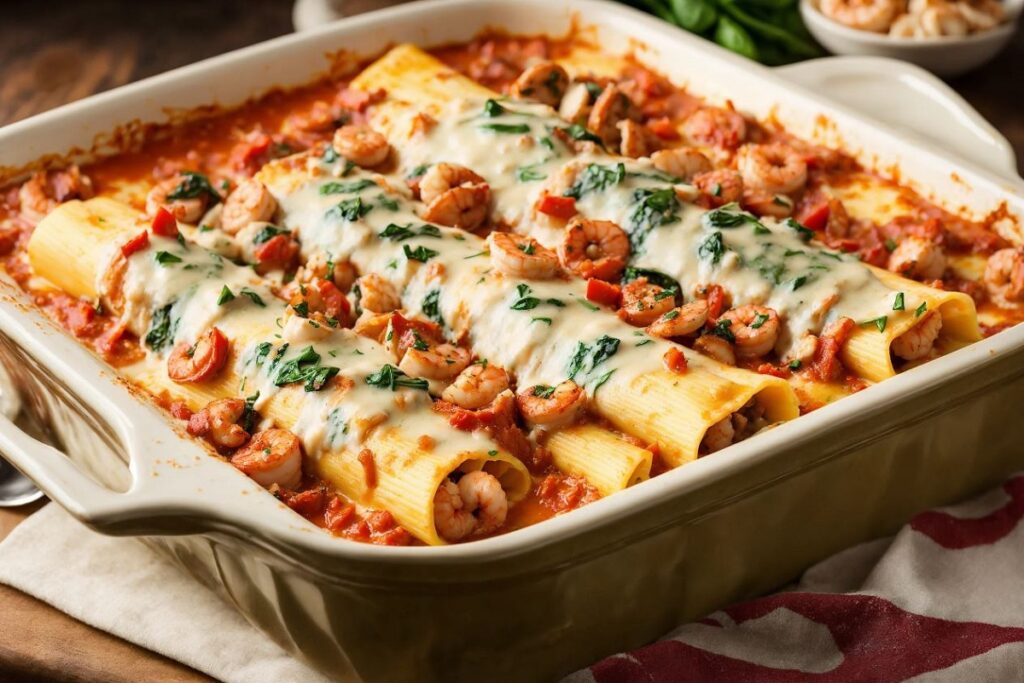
[{"left": 800, "top": 0, "right": 1021, "bottom": 76}]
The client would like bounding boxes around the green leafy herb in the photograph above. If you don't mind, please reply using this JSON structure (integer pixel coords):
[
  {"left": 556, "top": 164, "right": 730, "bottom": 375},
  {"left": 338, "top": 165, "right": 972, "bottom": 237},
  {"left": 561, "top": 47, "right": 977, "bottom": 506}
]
[
  {"left": 592, "top": 369, "right": 616, "bottom": 393},
  {"left": 709, "top": 318, "right": 735, "bottom": 343},
  {"left": 629, "top": 187, "right": 680, "bottom": 252},
  {"left": 252, "top": 225, "right": 289, "bottom": 244},
  {"left": 239, "top": 287, "right": 266, "bottom": 307},
  {"left": 379, "top": 223, "right": 416, "bottom": 241},
  {"left": 483, "top": 99, "right": 506, "bottom": 117},
  {"left": 789, "top": 359, "right": 802, "bottom": 370},
  {"left": 893, "top": 292, "right": 905, "bottom": 311},
  {"left": 516, "top": 164, "right": 548, "bottom": 182},
  {"left": 783, "top": 217, "right": 815, "bottom": 242},
  {"left": 662, "top": 309, "right": 680, "bottom": 321},
  {"left": 403, "top": 244, "right": 439, "bottom": 263},
  {"left": 884, "top": 238, "right": 898, "bottom": 252},
  {"left": 546, "top": 298, "right": 566, "bottom": 307},
  {"left": 563, "top": 162, "right": 626, "bottom": 200},
  {"left": 144, "top": 303, "right": 178, "bottom": 351},
  {"left": 422, "top": 289, "right": 444, "bottom": 326},
  {"left": 292, "top": 301, "right": 309, "bottom": 318},
  {"left": 621, "top": 267, "right": 683, "bottom": 305},
  {"left": 365, "top": 364, "right": 429, "bottom": 391},
  {"left": 325, "top": 197, "right": 372, "bottom": 221},
  {"left": 750, "top": 312, "right": 769, "bottom": 329},
  {"left": 153, "top": 251, "right": 182, "bottom": 266},
  {"left": 511, "top": 283, "right": 541, "bottom": 311},
  {"left": 698, "top": 231, "right": 726, "bottom": 265},
  {"left": 166, "top": 171, "right": 221, "bottom": 204},
  {"left": 916, "top": 302, "right": 928, "bottom": 317},
  {"left": 480, "top": 122, "right": 531, "bottom": 134},
  {"left": 561, "top": 124, "right": 603, "bottom": 146},
  {"left": 578, "top": 298, "right": 600, "bottom": 312},
  {"left": 567, "top": 335, "right": 621, "bottom": 380},
  {"left": 319, "top": 179, "right": 377, "bottom": 195},
  {"left": 519, "top": 242, "right": 535, "bottom": 255},
  {"left": 217, "top": 286, "right": 235, "bottom": 306},
  {"left": 532, "top": 385, "right": 556, "bottom": 399},
  {"left": 532, "top": 317, "right": 553, "bottom": 325},
  {"left": 377, "top": 195, "right": 400, "bottom": 211},
  {"left": 269, "top": 345, "right": 340, "bottom": 392},
  {"left": 860, "top": 316, "right": 888, "bottom": 333},
  {"left": 407, "top": 163, "right": 430, "bottom": 179}
]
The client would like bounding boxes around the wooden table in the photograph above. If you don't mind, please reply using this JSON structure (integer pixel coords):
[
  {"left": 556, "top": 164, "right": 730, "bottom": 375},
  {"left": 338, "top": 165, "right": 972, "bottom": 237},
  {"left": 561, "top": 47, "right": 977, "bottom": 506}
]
[{"left": 0, "top": 1, "right": 1021, "bottom": 680}]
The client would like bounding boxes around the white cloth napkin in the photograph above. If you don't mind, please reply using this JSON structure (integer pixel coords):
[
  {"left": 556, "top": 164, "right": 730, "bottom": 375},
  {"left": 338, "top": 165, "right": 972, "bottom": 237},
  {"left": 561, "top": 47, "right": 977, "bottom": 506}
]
[{"left": 0, "top": 503, "right": 330, "bottom": 683}]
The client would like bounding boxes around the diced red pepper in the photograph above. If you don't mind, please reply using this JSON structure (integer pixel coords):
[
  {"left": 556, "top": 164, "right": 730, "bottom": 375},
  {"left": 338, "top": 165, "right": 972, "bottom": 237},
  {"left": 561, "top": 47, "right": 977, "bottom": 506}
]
[
  {"left": 756, "top": 362, "right": 790, "bottom": 379},
  {"left": 150, "top": 207, "right": 179, "bottom": 237},
  {"left": 253, "top": 234, "right": 299, "bottom": 273},
  {"left": 120, "top": 231, "right": 150, "bottom": 258},
  {"left": 586, "top": 278, "right": 622, "bottom": 308},
  {"left": 663, "top": 347, "right": 688, "bottom": 374},
  {"left": 536, "top": 194, "right": 577, "bottom": 220},
  {"left": 705, "top": 284, "right": 729, "bottom": 322},
  {"left": 168, "top": 401, "right": 193, "bottom": 421},
  {"left": 797, "top": 200, "right": 830, "bottom": 233}
]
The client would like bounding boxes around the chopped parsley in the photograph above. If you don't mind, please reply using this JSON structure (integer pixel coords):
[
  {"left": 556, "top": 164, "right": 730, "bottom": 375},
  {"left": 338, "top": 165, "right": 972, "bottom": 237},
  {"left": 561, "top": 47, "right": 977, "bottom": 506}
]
[
  {"left": 319, "top": 179, "right": 377, "bottom": 195},
  {"left": 628, "top": 187, "right": 679, "bottom": 253},
  {"left": 532, "top": 385, "right": 556, "bottom": 399},
  {"left": 480, "top": 122, "right": 531, "bottom": 134},
  {"left": 698, "top": 231, "right": 726, "bottom": 265},
  {"left": 216, "top": 286, "right": 235, "bottom": 306},
  {"left": 884, "top": 238, "right": 898, "bottom": 252},
  {"left": 403, "top": 244, "right": 439, "bottom": 263},
  {"left": 560, "top": 123, "right": 603, "bottom": 146},
  {"left": 154, "top": 251, "right": 182, "bottom": 266},
  {"left": 783, "top": 217, "right": 815, "bottom": 242},
  {"left": 567, "top": 335, "right": 620, "bottom": 382},
  {"left": 532, "top": 317, "right": 552, "bottom": 325},
  {"left": 563, "top": 162, "right": 625, "bottom": 200},
  {"left": 365, "top": 364, "right": 429, "bottom": 391},
  {"left": 893, "top": 292, "right": 905, "bottom": 311},
  {"left": 422, "top": 289, "right": 444, "bottom": 326},
  {"left": 325, "top": 197, "right": 372, "bottom": 221},
  {"left": 709, "top": 319, "right": 735, "bottom": 343},
  {"left": 166, "top": 171, "right": 220, "bottom": 204},
  {"left": 916, "top": 302, "right": 928, "bottom": 317},
  {"left": 483, "top": 99, "right": 506, "bottom": 117},
  {"left": 516, "top": 165, "right": 548, "bottom": 182},
  {"left": 860, "top": 316, "right": 888, "bottom": 333},
  {"left": 252, "top": 225, "right": 289, "bottom": 244},
  {"left": 750, "top": 312, "right": 770, "bottom": 329},
  {"left": 789, "top": 359, "right": 803, "bottom": 370},
  {"left": 511, "top": 283, "right": 541, "bottom": 311},
  {"left": 239, "top": 287, "right": 266, "bottom": 307},
  {"left": 407, "top": 163, "right": 430, "bottom": 179}
]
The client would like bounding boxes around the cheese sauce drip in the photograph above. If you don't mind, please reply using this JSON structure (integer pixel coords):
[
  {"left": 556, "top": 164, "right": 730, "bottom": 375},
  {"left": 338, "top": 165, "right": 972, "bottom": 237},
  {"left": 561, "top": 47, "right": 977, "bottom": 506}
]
[
  {"left": 386, "top": 98, "right": 916, "bottom": 356},
  {"left": 267, "top": 157, "right": 718, "bottom": 395},
  {"left": 115, "top": 233, "right": 488, "bottom": 458}
]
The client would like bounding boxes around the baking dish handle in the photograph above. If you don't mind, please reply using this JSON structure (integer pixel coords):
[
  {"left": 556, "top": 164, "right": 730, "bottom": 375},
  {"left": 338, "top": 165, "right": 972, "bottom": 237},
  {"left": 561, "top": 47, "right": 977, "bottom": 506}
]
[
  {"left": 775, "top": 56, "right": 1019, "bottom": 181},
  {"left": 0, "top": 411, "right": 201, "bottom": 535}
]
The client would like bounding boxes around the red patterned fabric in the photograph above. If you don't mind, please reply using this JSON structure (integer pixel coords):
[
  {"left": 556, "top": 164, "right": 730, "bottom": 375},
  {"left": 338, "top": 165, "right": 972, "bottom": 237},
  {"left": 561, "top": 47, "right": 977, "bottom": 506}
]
[{"left": 568, "top": 474, "right": 1024, "bottom": 682}]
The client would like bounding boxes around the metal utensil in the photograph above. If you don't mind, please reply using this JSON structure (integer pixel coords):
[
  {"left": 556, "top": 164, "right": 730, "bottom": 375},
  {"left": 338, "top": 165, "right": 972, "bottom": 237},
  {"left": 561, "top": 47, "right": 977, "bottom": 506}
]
[{"left": 0, "top": 363, "right": 45, "bottom": 507}]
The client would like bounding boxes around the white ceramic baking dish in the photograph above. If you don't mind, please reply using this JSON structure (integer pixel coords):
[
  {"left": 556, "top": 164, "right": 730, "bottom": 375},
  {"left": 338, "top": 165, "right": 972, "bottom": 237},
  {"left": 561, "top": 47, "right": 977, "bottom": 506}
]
[{"left": 2, "top": 1, "right": 1024, "bottom": 681}]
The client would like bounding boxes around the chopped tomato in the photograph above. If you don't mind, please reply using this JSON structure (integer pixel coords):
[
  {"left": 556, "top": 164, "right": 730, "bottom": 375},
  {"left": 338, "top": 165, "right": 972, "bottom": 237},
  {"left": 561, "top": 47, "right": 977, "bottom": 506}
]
[
  {"left": 810, "top": 317, "right": 855, "bottom": 382},
  {"left": 168, "top": 401, "right": 193, "bottom": 421},
  {"left": 756, "top": 362, "right": 790, "bottom": 379},
  {"left": 663, "top": 347, "right": 687, "bottom": 374},
  {"left": 324, "top": 497, "right": 357, "bottom": 532},
  {"left": 120, "top": 231, "right": 150, "bottom": 258},
  {"left": 704, "top": 284, "right": 729, "bottom": 322},
  {"left": 62, "top": 299, "right": 96, "bottom": 336},
  {"left": 96, "top": 319, "right": 129, "bottom": 358},
  {"left": 283, "top": 488, "right": 328, "bottom": 517},
  {"left": 536, "top": 194, "right": 576, "bottom": 220},
  {"left": 586, "top": 278, "right": 622, "bottom": 308},
  {"left": 253, "top": 234, "right": 299, "bottom": 273},
  {"left": 797, "top": 200, "right": 830, "bottom": 233},
  {"left": 150, "top": 206, "right": 179, "bottom": 237},
  {"left": 167, "top": 327, "right": 230, "bottom": 383},
  {"left": 336, "top": 87, "right": 386, "bottom": 113},
  {"left": 315, "top": 279, "right": 351, "bottom": 320},
  {"left": 647, "top": 117, "right": 679, "bottom": 140}
]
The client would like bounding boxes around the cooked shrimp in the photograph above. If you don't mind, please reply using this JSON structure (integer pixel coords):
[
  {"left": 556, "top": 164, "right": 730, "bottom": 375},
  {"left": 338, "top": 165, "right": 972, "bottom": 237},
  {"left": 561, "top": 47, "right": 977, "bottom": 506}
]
[
  {"left": 736, "top": 144, "right": 808, "bottom": 196},
  {"left": 332, "top": 124, "right": 391, "bottom": 168},
  {"left": 984, "top": 248, "right": 1024, "bottom": 303},
  {"left": 892, "top": 310, "right": 943, "bottom": 360},
  {"left": 694, "top": 334, "right": 737, "bottom": 366},
  {"left": 419, "top": 163, "right": 484, "bottom": 205},
  {"left": 421, "top": 184, "right": 491, "bottom": 231},
  {"left": 619, "top": 277, "right": 676, "bottom": 326},
  {"left": 167, "top": 328, "right": 230, "bottom": 383},
  {"left": 702, "top": 417, "right": 735, "bottom": 453},
  {"left": 357, "top": 273, "right": 402, "bottom": 313},
  {"left": 488, "top": 232, "right": 561, "bottom": 280},
  {"left": 819, "top": 0, "right": 902, "bottom": 32},
  {"left": 510, "top": 61, "right": 570, "bottom": 106},
  {"left": 145, "top": 173, "right": 215, "bottom": 224},
  {"left": 920, "top": 3, "right": 969, "bottom": 35},
  {"left": 743, "top": 191, "right": 794, "bottom": 219},
  {"left": 651, "top": 147, "right": 713, "bottom": 181},
  {"left": 441, "top": 363, "right": 510, "bottom": 409},
  {"left": 303, "top": 252, "right": 357, "bottom": 292},
  {"left": 187, "top": 398, "right": 250, "bottom": 450},
  {"left": 618, "top": 120, "right": 650, "bottom": 158},
  {"left": 558, "top": 217, "right": 630, "bottom": 281},
  {"left": 887, "top": 235, "right": 947, "bottom": 280},
  {"left": 692, "top": 170, "right": 744, "bottom": 208},
  {"left": 230, "top": 428, "right": 303, "bottom": 490},
  {"left": 559, "top": 82, "right": 592, "bottom": 124},
  {"left": 683, "top": 106, "right": 747, "bottom": 150},
  {"left": 399, "top": 343, "right": 471, "bottom": 381},
  {"left": 220, "top": 179, "right": 277, "bottom": 235},
  {"left": 516, "top": 380, "right": 587, "bottom": 429},
  {"left": 18, "top": 166, "right": 93, "bottom": 222},
  {"left": 719, "top": 305, "right": 780, "bottom": 359},
  {"left": 433, "top": 471, "right": 508, "bottom": 541},
  {"left": 587, "top": 85, "right": 638, "bottom": 148},
  {"left": 647, "top": 300, "right": 709, "bottom": 338}
]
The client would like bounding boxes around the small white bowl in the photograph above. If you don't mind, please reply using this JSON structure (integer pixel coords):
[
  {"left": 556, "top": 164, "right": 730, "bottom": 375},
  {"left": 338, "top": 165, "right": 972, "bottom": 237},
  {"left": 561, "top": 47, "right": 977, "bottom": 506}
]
[{"left": 800, "top": 0, "right": 1022, "bottom": 77}]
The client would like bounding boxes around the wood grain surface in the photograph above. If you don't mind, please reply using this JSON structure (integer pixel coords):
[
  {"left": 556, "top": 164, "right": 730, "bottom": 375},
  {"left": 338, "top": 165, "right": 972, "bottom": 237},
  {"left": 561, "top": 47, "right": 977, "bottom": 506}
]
[{"left": 0, "top": 1, "right": 1020, "bottom": 681}]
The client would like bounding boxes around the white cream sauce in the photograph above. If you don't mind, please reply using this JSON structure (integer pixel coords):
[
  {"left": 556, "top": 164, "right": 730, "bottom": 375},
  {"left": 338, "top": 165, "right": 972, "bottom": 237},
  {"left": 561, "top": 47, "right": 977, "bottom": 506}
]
[
  {"left": 116, "top": 233, "right": 489, "bottom": 462},
  {"left": 387, "top": 98, "right": 914, "bottom": 357}
]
